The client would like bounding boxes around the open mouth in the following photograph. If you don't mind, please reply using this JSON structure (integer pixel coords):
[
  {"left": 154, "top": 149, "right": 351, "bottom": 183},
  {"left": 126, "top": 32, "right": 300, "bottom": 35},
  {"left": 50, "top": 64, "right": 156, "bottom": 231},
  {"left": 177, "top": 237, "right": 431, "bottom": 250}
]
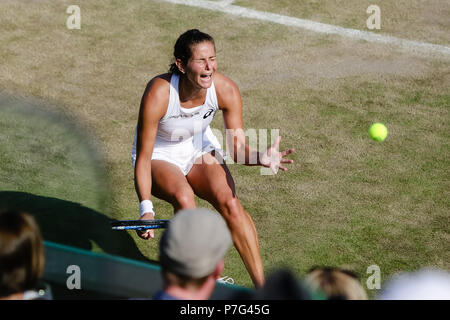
[{"left": 200, "top": 74, "right": 212, "bottom": 81}]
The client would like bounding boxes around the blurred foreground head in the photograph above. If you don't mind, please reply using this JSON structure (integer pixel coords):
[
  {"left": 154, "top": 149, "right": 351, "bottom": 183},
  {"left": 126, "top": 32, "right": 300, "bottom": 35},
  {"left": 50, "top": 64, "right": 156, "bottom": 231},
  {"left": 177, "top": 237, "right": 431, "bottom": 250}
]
[
  {"left": 378, "top": 268, "right": 450, "bottom": 300},
  {"left": 159, "top": 208, "right": 232, "bottom": 286},
  {"left": 305, "top": 266, "right": 368, "bottom": 300},
  {"left": 0, "top": 210, "right": 45, "bottom": 298}
]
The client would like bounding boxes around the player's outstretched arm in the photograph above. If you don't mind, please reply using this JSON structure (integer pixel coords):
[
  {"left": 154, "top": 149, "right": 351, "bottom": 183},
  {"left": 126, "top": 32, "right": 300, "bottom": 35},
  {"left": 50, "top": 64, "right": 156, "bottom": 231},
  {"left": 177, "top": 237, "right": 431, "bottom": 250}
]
[
  {"left": 259, "top": 135, "right": 294, "bottom": 175},
  {"left": 216, "top": 73, "right": 294, "bottom": 172}
]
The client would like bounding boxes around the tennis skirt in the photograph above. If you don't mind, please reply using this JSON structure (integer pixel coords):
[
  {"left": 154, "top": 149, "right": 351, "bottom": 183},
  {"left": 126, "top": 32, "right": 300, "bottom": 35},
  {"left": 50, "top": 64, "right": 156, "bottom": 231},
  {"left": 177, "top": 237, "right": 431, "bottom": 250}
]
[{"left": 131, "top": 126, "right": 225, "bottom": 176}]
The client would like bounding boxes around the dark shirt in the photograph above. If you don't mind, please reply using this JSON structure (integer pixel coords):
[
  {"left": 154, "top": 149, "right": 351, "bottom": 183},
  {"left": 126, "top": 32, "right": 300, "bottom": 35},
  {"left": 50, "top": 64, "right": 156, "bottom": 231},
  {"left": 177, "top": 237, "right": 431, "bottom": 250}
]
[{"left": 152, "top": 290, "right": 179, "bottom": 300}]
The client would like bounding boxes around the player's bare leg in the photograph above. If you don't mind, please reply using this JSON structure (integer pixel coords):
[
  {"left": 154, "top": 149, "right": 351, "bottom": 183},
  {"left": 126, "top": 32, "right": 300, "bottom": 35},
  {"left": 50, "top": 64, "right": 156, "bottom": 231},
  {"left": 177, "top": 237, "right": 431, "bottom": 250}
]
[
  {"left": 187, "top": 152, "right": 265, "bottom": 288},
  {"left": 150, "top": 160, "right": 196, "bottom": 212},
  {"left": 137, "top": 160, "right": 196, "bottom": 239}
]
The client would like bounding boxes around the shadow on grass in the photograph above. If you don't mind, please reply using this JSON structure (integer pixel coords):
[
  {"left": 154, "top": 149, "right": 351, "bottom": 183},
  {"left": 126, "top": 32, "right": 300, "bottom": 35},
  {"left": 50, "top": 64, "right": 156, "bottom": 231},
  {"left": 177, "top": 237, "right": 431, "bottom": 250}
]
[{"left": 0, "top": 191, "right": 157, "bottom": 264}]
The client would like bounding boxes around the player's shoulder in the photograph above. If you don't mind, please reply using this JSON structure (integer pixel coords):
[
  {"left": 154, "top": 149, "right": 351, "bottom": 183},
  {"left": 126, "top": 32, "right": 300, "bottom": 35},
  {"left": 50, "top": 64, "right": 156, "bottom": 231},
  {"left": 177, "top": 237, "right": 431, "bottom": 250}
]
[
  {"left": 213, "top": 72, "right": 239, "bottom": 92},
  {"left": 145, "top": 73, "right": 171, "bottom": 96},
  {"left": 141, "top": 73, "right": 172, "bottom": 107},
  {"left": 213, "top": 72, "right": 240, "bottom": 104},
  {"left": 140, "top": 73, "right": 172, "bottom": 117}
]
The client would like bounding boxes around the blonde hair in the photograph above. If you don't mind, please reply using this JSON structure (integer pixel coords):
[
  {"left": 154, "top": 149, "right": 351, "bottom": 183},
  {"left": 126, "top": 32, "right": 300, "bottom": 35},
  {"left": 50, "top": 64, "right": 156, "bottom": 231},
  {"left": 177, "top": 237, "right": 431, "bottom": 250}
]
[{"left": 305, "top": 267, "right": 368, "bottom": 300}]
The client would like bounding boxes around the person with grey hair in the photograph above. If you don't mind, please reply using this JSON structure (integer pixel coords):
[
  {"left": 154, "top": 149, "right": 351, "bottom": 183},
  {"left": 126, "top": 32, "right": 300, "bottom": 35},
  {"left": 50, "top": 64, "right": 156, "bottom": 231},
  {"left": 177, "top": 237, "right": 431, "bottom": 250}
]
[{"left": 153, "top": 208, "right": 232, "bottom": 300}]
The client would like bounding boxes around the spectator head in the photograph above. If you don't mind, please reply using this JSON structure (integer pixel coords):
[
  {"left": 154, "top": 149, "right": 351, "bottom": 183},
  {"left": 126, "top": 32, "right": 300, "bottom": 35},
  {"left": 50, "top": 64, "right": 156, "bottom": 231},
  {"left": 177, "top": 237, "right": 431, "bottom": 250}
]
[
  {"left": 241, "top": 268, "right": 316, "bottom": 300},
  {"left": 378, "top": 268, "right": 450, "bottom": 300},
  {"left": 0, "top": 210, "right": 45, "bottom": 299},
  {"left": 304, "top": 266, "right": 368, "bottom": 300},
  {"left": 159, "top": 208, "right": 232, "bottom": 291}
]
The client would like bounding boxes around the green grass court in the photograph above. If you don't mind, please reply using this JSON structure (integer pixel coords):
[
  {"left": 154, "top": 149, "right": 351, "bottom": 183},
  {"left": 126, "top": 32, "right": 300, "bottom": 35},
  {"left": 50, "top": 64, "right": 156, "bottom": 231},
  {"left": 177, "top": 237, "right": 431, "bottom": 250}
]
[{"left": 0, "top": 0, "right": 449, "bottom": 296}]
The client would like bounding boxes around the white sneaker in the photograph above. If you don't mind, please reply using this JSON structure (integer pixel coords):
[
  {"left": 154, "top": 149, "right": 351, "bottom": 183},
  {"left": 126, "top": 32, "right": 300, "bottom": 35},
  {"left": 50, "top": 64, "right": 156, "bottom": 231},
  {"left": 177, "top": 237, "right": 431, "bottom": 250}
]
[{"left": 217, "top": 276, "right": 235, "bottom": 285}]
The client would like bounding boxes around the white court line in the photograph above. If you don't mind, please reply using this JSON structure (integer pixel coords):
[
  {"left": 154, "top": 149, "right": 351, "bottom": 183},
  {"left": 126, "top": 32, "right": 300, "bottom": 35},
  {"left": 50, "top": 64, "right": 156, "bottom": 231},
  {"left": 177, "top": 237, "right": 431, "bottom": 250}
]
[{"left": 163, "top": 0, "right": 450, "bottom": 56}]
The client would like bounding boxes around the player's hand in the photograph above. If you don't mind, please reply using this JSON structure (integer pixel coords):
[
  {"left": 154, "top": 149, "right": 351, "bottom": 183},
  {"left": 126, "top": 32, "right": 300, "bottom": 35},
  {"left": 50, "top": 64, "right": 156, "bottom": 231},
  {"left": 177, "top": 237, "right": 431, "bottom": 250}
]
[
  {"left": 137, "top": 212, "right": 155, "bottom": 239},
  {"left": 259, "top": 136, "right": 294, "bottom": 174}
]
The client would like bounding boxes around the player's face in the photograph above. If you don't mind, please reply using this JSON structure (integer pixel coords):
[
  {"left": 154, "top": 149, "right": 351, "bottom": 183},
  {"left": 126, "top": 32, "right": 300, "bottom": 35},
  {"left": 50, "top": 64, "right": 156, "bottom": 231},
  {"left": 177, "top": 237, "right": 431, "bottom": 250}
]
[{"left": 184, "top": 41, "right": 217, "bottom": 89}]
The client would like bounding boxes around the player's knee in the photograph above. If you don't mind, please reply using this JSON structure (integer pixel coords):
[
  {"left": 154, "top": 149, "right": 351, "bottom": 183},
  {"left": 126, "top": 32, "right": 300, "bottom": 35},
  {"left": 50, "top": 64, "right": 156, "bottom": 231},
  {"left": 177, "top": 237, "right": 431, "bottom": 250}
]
[
  {"left": 172, "top": 189, "right": 195, "bottom": 211},
  {"left": 222, "top": 197, "right": 244, "bottom": 226}
]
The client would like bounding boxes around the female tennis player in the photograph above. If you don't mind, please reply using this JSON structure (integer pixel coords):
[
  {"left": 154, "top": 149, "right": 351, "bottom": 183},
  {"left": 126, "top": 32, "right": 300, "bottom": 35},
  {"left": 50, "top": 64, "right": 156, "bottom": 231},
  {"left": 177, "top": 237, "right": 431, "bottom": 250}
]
[{"left": 132, "top": 29, "right": 294, "bottom": 288}]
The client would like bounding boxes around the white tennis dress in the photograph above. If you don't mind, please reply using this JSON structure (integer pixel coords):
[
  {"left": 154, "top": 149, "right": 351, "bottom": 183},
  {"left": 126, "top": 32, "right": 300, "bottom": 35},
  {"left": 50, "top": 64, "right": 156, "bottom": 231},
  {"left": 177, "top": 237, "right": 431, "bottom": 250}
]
[{"left": 131, "top": 73, "right": 224, "bottom": 175}]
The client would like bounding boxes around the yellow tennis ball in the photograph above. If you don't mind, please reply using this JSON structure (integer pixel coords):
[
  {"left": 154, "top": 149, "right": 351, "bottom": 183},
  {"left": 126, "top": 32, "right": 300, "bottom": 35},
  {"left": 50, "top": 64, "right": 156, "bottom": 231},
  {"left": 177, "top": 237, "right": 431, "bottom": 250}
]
[{"left": 369, "top": 123, "right": 388, "bottom": 141}]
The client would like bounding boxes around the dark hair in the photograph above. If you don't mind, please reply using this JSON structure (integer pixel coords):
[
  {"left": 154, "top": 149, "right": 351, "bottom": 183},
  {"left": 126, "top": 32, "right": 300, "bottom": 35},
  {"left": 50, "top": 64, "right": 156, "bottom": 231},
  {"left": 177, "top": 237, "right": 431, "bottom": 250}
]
[
  {"left": 0, "top": 210, "right": 45, "bottom": 297},
  {"left": 169, "top": 29, "right": 215, "bottom": 75},
  {"left": 161, "top": 267, "right": 209, "bottom": 289}
]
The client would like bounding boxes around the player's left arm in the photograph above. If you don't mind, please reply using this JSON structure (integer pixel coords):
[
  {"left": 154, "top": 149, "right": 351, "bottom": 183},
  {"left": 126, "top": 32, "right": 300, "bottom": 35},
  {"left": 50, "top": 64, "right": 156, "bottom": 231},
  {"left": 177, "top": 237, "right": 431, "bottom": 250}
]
[
  {"left": 215, "top": 73, "right": 258, "bottom": 165},
  {"left": 215, "top": 73, "right": 294, "bottom": 173}
]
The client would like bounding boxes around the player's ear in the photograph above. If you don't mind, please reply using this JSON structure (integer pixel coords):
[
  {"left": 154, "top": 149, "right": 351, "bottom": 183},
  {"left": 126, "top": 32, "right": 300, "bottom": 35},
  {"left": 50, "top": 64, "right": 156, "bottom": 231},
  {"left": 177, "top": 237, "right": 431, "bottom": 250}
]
[
  {"left": 175, "top": 59, "right": 185, "bottom": 74},
  {"left": 213, "top": 260, "right": 225, "bottom": 279}
]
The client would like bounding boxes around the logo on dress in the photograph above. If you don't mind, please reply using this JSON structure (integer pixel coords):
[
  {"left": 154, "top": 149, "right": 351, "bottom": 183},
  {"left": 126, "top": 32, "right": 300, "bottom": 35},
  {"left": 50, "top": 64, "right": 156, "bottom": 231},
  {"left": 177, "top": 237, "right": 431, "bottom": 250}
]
[
  {"left": 203, "top": 109, "right": 215, "bottom": 119},
  {"left": 168, "top": 111, "right": 200, "bottom": 119}
]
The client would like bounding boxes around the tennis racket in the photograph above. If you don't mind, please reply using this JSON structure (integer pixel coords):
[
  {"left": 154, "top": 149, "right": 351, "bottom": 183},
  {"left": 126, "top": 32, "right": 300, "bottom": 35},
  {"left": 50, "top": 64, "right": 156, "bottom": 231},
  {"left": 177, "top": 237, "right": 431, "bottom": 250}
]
[{"left": 110, "top": 219, "right": 169, "bottom": 231}]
